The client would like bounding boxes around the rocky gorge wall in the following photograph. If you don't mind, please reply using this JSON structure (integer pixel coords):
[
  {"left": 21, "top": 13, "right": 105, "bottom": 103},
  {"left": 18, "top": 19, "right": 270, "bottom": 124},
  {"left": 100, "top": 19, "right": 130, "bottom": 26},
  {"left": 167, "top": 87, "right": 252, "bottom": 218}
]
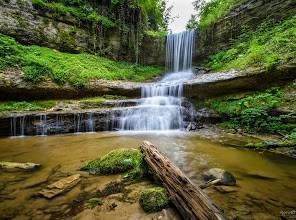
[
  {"left": 0, "top": 0, "right": 165, "bottom": 65},
  {"left": 194, "top": 0, "right": 296, "bottom": 62}
]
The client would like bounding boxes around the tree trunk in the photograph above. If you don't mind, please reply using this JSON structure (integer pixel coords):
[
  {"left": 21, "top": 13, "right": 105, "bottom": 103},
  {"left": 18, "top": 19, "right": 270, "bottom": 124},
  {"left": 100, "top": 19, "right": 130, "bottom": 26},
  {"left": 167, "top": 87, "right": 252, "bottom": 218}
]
[{"left": 140, "top": 141, "right": 227, "bottom": 220}]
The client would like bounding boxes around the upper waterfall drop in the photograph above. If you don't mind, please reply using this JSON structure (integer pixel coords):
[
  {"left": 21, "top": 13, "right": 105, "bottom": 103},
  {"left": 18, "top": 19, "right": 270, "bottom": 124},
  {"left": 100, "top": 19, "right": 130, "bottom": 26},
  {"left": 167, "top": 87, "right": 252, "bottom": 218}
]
[
  {"left": 166, "top": 30, "right": 195, "bottom": 72},
  {"left": 116, "top": 30, "right": 196, "bottom": 131}
]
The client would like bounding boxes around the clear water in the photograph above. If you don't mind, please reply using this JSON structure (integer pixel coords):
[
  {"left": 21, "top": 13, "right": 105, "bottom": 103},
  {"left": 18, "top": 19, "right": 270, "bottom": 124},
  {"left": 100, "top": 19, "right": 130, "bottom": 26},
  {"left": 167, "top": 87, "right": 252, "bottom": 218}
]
[{"left": 0, "top": 132, "right": 295, "bottom": 219}]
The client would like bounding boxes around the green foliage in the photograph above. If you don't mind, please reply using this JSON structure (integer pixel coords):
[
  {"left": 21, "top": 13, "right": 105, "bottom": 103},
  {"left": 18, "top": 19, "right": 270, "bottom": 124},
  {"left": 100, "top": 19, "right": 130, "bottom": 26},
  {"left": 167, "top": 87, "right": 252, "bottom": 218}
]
[
  {"left": 81, "top": 148, "right": 146, "bottom": 179},
  {"left": 208, "top": 16, "right": 296, "bottom": 71},
  {"left": 130, "top": 0, "right": 169, "bottom": 31},
  {"left": 187, "top": 0, "right": 246, "bottom": 30},
  {"left": 0, "top": 100, "right": 57, "bottom": 112},
  {"left": 32, "top": 0, "right": 115, "bottom": 28},
  {"left": 198, "top": 0, "right": 246, "bottom": 29},
  {"left": 145, "top": 30, "right": 167, "bottom": 38},
  {"left": 23, "top": 62, "right": 53, "bottom": 83},
  {"left": 0, "top": 34, "right": 164, "bottom": 87},
  {"left": 287, "top": 130, "right": 296, "bottom": 143},
  {"left": 31, "top": 0, "right": 168, "bottom": 31},
  {"left": 139, "top": 187, "right": 169, "bottom": 213},
  {"left": 0, "top": 34, "right": 22, "bottom": 69},
  {"left": 204, "top": 87, "right": 296, "bottom": 135}
]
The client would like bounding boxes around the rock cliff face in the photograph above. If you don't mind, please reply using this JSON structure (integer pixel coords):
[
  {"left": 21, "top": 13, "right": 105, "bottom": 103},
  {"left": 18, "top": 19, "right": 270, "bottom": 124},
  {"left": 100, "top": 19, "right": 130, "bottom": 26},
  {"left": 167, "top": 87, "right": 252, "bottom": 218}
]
[
  {"left": 0, "top": 0, "right": 165, "bottom": 65},
  {"left": 1, "top": 61, "right": 295, "bottom": 101},
  {"left": 194, "top": 0, "right": 296, "bottom": 62}
]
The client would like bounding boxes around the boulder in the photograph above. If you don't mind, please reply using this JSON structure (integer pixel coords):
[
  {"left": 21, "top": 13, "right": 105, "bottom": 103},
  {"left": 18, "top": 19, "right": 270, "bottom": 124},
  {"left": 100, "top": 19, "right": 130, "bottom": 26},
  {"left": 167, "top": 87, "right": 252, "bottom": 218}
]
[
  {"left": 39, "top": 174, "right": 81, "bottom": 199},
  {"left": 202, "top": 168, "right": 236, "bottom": 186},
  {"left": 195, "top": 108, "right": 222, "bottom": 124},
  {"left": 186, "top": 122, "right": 203, "bottom": 131},
  {"left": 0, "top": 162, "right": 40, "bottom": 170}
]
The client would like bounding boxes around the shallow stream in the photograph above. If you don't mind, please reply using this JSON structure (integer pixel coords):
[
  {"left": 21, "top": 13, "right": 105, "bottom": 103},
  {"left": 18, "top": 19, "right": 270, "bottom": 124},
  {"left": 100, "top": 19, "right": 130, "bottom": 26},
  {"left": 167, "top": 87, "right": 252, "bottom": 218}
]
[{"left": 0, "top": 132, "right": 295, "bottom": 219}]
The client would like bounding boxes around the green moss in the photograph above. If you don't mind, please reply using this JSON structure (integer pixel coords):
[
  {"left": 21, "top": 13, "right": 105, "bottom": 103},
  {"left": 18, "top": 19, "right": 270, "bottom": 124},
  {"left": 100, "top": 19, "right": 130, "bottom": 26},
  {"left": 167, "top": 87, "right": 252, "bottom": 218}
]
[
  {"left": 86, "top": 198, "right": 103, "bottom": 209},
  {"left": 201, "top": 87, "right": 296, "bottom": 136},
  {"left": 0, "top": 34, "right": 164, "bottom": 87},
  {"left": 246, "top": 139, "right": 296, "bottom": 149},
  {"left": 0, "top": 100, "right": 57, "bottom": 112},
  {"left": 82, "top": 148, "right": 146, "bottom": 179},
  {"left": 79, "top": 97, "right": 106, "bottom": 109},
  {"left": 139, "top": 187, "right": 169, "bottom": 213},
  {"left": 207, "top": 16, "right": 296, "bottom": 71}
]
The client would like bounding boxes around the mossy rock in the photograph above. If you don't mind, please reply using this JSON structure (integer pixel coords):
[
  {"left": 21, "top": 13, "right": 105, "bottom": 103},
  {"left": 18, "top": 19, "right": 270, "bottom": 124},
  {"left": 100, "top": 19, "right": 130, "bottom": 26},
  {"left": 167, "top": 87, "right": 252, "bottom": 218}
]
[
  {"left": 81, "top": 148, "right": 146, "bottom": 179},
  {"left": 86, "top": 198, "right": 103, "bottom": 209},
  {"left": 139, "top": 187, "right": 169, "bottom": 213}
]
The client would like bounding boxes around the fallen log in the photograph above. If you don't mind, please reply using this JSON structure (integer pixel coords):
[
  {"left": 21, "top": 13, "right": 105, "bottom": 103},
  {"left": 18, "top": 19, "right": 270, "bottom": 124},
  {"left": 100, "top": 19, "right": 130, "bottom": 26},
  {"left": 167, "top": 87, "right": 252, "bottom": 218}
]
[{"left": 140, "top": 141, "right": 227, "bottom": 220}]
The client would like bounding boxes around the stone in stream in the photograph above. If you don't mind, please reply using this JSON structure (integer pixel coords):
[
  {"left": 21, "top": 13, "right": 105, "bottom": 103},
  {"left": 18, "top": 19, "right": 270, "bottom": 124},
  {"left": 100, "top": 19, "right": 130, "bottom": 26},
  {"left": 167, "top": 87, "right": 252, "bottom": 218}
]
[
  {"left": 39, "top": 174, "right": 81, "bottom": 199},
  {"left": 0, "top": 161, "right": 41, "bottom": 170},
  {"left": 202, "top": 168, "right": 236, "bottom": 186},
  {"left": 214, "top": 186, "right": 238, "bottom": 194}
]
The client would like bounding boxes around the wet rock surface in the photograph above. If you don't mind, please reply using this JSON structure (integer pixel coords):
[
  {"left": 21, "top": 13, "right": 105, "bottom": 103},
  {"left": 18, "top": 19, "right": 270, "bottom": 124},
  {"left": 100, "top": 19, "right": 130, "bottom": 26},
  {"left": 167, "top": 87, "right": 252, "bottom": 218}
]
[
  {"left": 39, "top": 174, "right": 81, "bottom": 199},
  {"left": 202, "top": 168, "right": 236, "bottom": 186},
  {"left": 0, "top": 162, "right": 41, "bottom": 170},
  {"left": 194, "top": 108, "right": 222, "bottom": 124}
]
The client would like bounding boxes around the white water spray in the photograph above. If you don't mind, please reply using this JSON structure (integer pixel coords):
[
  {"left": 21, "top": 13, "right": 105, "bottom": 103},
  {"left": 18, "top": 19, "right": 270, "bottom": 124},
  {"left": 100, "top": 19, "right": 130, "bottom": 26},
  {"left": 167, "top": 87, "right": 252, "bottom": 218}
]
[{"left": 118, "top": 30, "right": 196, "bottom": 131}]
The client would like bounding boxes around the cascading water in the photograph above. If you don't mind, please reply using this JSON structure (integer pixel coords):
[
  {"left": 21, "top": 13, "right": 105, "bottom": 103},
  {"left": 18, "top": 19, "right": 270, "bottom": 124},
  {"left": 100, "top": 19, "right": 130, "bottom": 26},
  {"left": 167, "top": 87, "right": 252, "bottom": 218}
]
[
  {"left": 10, "top": 116, "right": 26, "bottom": 137},
  {"left": 117, "top": 30, "right": 196, "bottom": 131}
]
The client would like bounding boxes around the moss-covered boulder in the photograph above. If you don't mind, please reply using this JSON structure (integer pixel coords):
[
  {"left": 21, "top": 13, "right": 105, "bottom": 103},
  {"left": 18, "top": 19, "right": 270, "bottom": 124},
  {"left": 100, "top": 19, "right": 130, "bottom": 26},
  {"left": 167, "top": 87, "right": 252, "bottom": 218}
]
[
  {"left": 81, "top": 148, "right": 146, "bottom": 179},
  {"left": 139, "top": 187, "right": 169, "bottom": 213}
]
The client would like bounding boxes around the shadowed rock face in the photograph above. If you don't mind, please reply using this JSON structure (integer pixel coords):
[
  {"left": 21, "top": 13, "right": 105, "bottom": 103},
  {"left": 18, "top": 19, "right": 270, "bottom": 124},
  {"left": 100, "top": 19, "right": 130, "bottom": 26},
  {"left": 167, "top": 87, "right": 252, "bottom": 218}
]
[
  {"left": 193, "top": 0, "right": 296, "bottom": 62},
  {"left": 0, "top": 103, "right": 198, "bottom": 137},
  {"left": 0, "top": 108, "right": 122, "bottom": 137}
]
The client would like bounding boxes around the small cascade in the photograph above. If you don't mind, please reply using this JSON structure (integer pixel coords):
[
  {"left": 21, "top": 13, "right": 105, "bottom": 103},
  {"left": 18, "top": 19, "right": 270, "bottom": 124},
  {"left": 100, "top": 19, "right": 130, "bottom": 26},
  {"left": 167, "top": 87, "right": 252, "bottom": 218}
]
[
  {"left": 116, "top": 30, "right": 196, "bottom": 131},
  {"left": 74, "top": 113, "right": 82, "bottom": 133},
  {"left": 37, "top": 114, "right": 47, "bottom": 136},
  {"left": 166, "top": 30, "right": 195, "bottom": 72},
  {"left": 86, "top": 112, "right": 95, "bottom": 132},
  {"left": 55, "top": 115, "right": 64, "bottom": 133},
  {"left": 10, "top": 116, "right": 26, "bottom": 137}
]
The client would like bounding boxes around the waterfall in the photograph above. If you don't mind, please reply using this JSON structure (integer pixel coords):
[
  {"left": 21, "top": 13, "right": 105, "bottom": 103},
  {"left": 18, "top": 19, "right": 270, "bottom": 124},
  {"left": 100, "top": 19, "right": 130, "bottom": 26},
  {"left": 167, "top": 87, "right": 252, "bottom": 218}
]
[
  {"left": 74, "top": 113, "right": 82, "bottom": 133},
  {"left": 10, "top": 116, "right": 26, "bottom": 136},
  {"left": 37, "top": 114, "right": 47, "bottom": 136},
  {"left": 86, "top": 112, "right": 95, "bottom": 132},
  {"left": 166, "top": 30, "right": 195, "bottom": 72},
  {"left": 117, "top": 30, "right": 196, "bottom": 131}
]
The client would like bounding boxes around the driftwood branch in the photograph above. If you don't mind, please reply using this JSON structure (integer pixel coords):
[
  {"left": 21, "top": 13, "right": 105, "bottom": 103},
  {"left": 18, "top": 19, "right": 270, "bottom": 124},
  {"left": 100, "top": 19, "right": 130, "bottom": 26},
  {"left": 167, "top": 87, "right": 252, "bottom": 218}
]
[{"left": 140, "top": 141, "right": 226, "bottom": 220}]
